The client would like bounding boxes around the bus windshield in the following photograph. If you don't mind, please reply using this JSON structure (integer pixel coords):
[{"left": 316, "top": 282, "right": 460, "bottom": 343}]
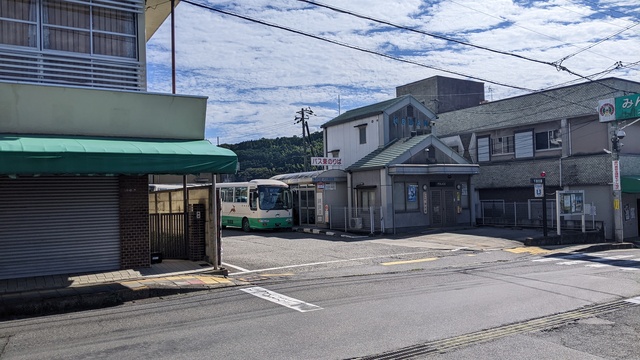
[{"left": 258, "top": 185, "right": 292, "bottom": 211}]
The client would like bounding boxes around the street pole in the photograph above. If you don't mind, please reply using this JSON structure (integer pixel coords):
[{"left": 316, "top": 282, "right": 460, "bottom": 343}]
[
  {"left": 612, "top": 130, "right": 624, "bottom": 242},
  {"left": 295, "top": 107, "right": 315, "bottom": 172},
  {"left": 542, "top": 176, "right": 548, "bottom": 237}
]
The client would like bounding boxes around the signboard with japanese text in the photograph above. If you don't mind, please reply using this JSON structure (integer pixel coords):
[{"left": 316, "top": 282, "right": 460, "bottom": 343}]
[
  {"left": 598, "top": 94, "right": 640, "bottom": 122},
  {"left": 558, "top": 190, "right": 585, "bottom": 215},
  {"left": 311, "top": 157, "right": 342, "bottom": 166},
  {"left": 613, "top": 160, "right": 621, "bottom": 191}
]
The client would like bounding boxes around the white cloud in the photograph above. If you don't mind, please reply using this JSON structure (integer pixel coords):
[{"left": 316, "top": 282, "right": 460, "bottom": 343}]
[{"left": 146, "top": 0, "right": 640, "bottom": 144}]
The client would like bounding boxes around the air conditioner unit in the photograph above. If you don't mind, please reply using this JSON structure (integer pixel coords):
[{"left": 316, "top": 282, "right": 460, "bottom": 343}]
[{"left": 349, "top": 217, "right": 363, "bottom": 229}]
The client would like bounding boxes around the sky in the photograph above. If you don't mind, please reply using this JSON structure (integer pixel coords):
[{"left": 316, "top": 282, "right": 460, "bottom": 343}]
[{"left": 145, "top": 0, "right": 640, "bottom": 145}]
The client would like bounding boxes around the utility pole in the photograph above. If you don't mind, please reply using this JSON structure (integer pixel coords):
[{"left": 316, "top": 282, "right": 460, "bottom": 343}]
[
  {"left": 295, "top": 107, "right": 315, "bottom": 172},
  {"left": 612, "top": 126, "right": 625, "bottom": 243}
]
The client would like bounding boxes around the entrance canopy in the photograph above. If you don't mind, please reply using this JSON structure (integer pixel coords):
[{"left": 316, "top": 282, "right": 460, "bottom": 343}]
[
  {"left": 622, "top": 176, "right": 640, "bottom": 193},
  {"left": 0, "top": 134, "right": 238, "bottom": 175}
]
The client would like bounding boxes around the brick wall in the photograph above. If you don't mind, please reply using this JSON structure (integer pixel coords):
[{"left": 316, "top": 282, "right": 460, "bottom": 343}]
[{"left": 119, "top": 175, "right": 150, "bottom": 268}]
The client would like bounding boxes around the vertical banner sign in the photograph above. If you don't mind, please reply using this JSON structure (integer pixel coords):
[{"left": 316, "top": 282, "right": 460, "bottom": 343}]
[{"left": 612, "top": 160, "right": 621, "bottom": 191}]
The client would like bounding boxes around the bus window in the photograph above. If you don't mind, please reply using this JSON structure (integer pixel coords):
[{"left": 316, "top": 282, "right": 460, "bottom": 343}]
[
  {"left": 220, "top": 187, "right": 233, "bottom": 202},
  {"left": 250, "top": 189, "right": 258, "bottom": 210},
  {"left": 258, "top": 186, "right": 292, "bottom": 211},
  {"left": 235, "top": 186, "right": 247, "bottom": 203}
]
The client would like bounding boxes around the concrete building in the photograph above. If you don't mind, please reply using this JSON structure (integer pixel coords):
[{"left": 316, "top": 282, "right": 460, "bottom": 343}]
[
  {"left": 434, "top": 77, "right": 640, "bottom": 241},
  {"left": 0, "top": 0, "right": 237, "bottom": 279},
  {"left": 321, "top": 94, "right": 479, "bottom": 233}
]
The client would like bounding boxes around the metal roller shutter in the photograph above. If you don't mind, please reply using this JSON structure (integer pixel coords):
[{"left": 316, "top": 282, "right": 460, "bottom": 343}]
[{"left": 0, "top": 176, "right": 120, "bottom": 280}]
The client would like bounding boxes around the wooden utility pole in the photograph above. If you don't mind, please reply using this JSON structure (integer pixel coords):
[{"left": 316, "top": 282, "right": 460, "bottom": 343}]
[{"left": 295, "top": 107, "right": 315, "bottom": 172}]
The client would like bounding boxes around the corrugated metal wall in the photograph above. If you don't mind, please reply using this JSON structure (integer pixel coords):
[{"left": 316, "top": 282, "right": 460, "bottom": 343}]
[{"left": 0, "top": 176, "right": 120, "bottom": 280}]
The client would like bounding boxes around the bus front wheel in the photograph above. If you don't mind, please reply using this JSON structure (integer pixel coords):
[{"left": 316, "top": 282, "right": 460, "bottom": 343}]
[{"left": 242, "top": 218, "right": 251, "bottom": 232}]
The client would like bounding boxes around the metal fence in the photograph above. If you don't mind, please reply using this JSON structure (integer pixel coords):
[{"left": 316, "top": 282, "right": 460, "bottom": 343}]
[
  {"left": 477, "top": 200, "right": 604, "bottom": 231},
  {"left": 149, "top": 213, "right": 186, "bottom": 259},
  {"left": 327, "top": 206, "right": 384, "bottom": 234}
]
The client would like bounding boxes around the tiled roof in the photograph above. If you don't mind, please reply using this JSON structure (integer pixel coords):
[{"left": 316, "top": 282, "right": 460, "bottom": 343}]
[
  {"left": 435, "top": 78, "right": 640, "bottom": 137},
  {"left": 321, "top": 95, "right": 413, "bottom": 128},
  {"left": 347, "top": 134, "right": 431, "bottom": 171}
]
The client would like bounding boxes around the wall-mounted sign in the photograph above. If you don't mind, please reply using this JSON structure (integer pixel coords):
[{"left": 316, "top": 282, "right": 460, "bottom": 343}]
[
  {"left": 429, "top": 181, "right": 454, "bottom": 188},
  {"left": 311, "top": 157, "right": 342, "bottom": 166},
  {"left": 598, "top": 94, "right": 640, "bottom": 122}
]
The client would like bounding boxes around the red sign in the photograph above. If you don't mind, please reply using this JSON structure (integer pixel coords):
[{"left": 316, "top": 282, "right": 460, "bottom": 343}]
[{"left": 612, "top": 160, "right": 621, "bottom": 191}]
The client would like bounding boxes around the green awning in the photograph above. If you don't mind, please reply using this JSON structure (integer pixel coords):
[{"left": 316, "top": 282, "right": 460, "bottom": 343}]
[
  {"left": 0, "top": 134, "right": 238, "bottom": 175},
  {"left": 622, "top": 176, "right": 640, "bottom": 193}
]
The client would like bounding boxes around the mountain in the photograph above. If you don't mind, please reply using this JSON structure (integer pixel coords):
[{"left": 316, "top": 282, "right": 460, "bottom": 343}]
[{"left": 219, "top": 132, "right": 323, "bottom": 181}]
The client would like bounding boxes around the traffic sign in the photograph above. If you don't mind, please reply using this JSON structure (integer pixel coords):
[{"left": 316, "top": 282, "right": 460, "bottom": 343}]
[
  {"left": 534, "top": 184, "right": 544, "bottom": 198},
  {"left": 530, "top": 178, "right": 544, "bottom": 184}
]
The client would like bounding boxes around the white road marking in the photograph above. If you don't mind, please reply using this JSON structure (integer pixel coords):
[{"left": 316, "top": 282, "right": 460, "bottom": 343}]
[
  {"left": 227, "top": 250, "right": 445, "bottom": 275},
  {"left": 625, "top": 296, "right": 640, "bottom": 304},
  {"left": 557, "top": 261, "right": 588, "bottom": 265},
  {"left": 221, "top": 262, "right": 250, "bottom": 272},
  {"left": 451, "top": 247, "right": 469, "bottom": 252},
  {"left": 241, "top": 286, "right": 323, "bottom": 312}
]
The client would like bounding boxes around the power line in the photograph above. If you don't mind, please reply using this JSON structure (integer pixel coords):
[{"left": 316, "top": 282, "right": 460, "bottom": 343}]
[
  {"left": 296, "top": 0, "right": 558, "bottom": 69},
  {"left": 180, "top": 0, "right": 536, "bottom": 92},
  {"left": 178, "top": 0, "right": 638, "bottom": 141},
  {"left": 445, "top": 0, "right": 622, "bottom": 64},
  {"left": 297, "top": 0, "right": 627, "bottom": 93}
]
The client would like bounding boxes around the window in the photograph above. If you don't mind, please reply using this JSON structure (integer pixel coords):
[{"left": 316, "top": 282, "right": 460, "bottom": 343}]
[
  {"left": 0, "top": 0, "right": 142, "bottom": 90},
  {"left": 393, "top": 182, "right": 419, "bottom": 212},
  {"left": 515, "top": 130, "right": 534, "bottom": 158},
  {"left": 492, "top": 135, "right": 514, "bottom": 155},
  {"left": 0, "top": 0, "right": 38, "bottom": 48},
  {"left": 477, "top": 136, "right": 490, "bottom": 162},
  {"left": 359, "top": 190, "right": 375, "bottom": 209},
  {"left": 234, "top": 186, "right": 247, "bottom": 203},
  {"left": 43, "top": 1, "right": 136, "bottom": 59},
  {"left": 535, "top": 130, "right": 561, "bottom": 151},
  {"left": 220, "top": 187, "right": 233, "bottom": 202},
  {"left": 358, "top": 125, "right": 367, "bottom": 144}
]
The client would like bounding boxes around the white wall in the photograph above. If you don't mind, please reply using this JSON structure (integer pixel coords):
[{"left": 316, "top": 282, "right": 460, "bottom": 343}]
[{"left": 325, "top": 114, "right": 382, "bottom": 169}]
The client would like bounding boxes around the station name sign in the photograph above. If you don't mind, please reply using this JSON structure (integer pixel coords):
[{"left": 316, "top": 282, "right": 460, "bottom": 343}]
[{"left": 311, "top": 157, "right": 342, "bottom": 166}]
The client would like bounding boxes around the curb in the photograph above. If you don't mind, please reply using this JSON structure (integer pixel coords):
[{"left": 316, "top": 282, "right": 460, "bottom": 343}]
[
  {"left": 0, "top": 278, "right": 243, "bottom": 320},
  {"left": 293, "top": 227, "right": 369, "bottom": 239}
]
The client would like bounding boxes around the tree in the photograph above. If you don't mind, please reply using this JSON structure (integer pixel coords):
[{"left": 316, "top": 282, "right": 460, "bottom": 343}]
[{"left": 220, "top": 132, "right": 323, "bottom": 181}]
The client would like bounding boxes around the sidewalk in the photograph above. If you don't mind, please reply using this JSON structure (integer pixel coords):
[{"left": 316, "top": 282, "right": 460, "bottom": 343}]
[{"left": 0, "top": 260, "right": 245, "bottom": 320}]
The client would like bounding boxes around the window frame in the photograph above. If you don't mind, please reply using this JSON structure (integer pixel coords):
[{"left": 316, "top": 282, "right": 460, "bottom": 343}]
[
  {"left": 515, "top": 130, "right": 534, "bottom": 159},
  {"left": 491, "top": 135, "right": 515, "bottom": 155},
  {"left": 477, "top": 136, "right": 490, "bottom": 162},
  {"left": 356, "top": 124, "right": 367, "bottom": 145},
  {"left": 535, "top": 130, "right": 561, "bottom": 151},
  {"left": 0, "top": 0, "right": 141, "bottom": 62}
]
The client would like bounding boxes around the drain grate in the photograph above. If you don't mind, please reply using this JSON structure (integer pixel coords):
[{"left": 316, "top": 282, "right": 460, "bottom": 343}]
[{"left": 348, "top": 300, "right": 635, "bottom": 360}]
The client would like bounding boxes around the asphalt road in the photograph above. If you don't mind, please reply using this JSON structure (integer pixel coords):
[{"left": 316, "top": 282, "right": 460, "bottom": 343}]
[{"left": 1, "top": 229, "right": 640, "bottom": 359}]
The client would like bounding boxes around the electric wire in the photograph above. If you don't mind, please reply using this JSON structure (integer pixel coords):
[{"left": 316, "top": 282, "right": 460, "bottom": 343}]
[{"left": 180, "top": 0, "right": 536, "bottom": 92}]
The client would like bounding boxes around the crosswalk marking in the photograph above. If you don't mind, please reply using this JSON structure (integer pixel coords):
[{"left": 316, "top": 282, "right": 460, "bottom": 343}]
[
  {"left": 532, "top": 253, "right": 640, "bottom": 272},
  {"left": 240, "top": 286, "right": 323, "bottom": 313}
]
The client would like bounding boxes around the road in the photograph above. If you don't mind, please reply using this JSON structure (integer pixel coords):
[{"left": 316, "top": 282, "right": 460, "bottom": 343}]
[{"left": 1, "top": 229, "right": 640, "bottom": 359}]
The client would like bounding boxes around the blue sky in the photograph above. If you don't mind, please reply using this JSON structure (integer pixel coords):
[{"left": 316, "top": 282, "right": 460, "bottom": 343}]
[{"left": 146, "top": 0, "right": 639, "bottom": 144}]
